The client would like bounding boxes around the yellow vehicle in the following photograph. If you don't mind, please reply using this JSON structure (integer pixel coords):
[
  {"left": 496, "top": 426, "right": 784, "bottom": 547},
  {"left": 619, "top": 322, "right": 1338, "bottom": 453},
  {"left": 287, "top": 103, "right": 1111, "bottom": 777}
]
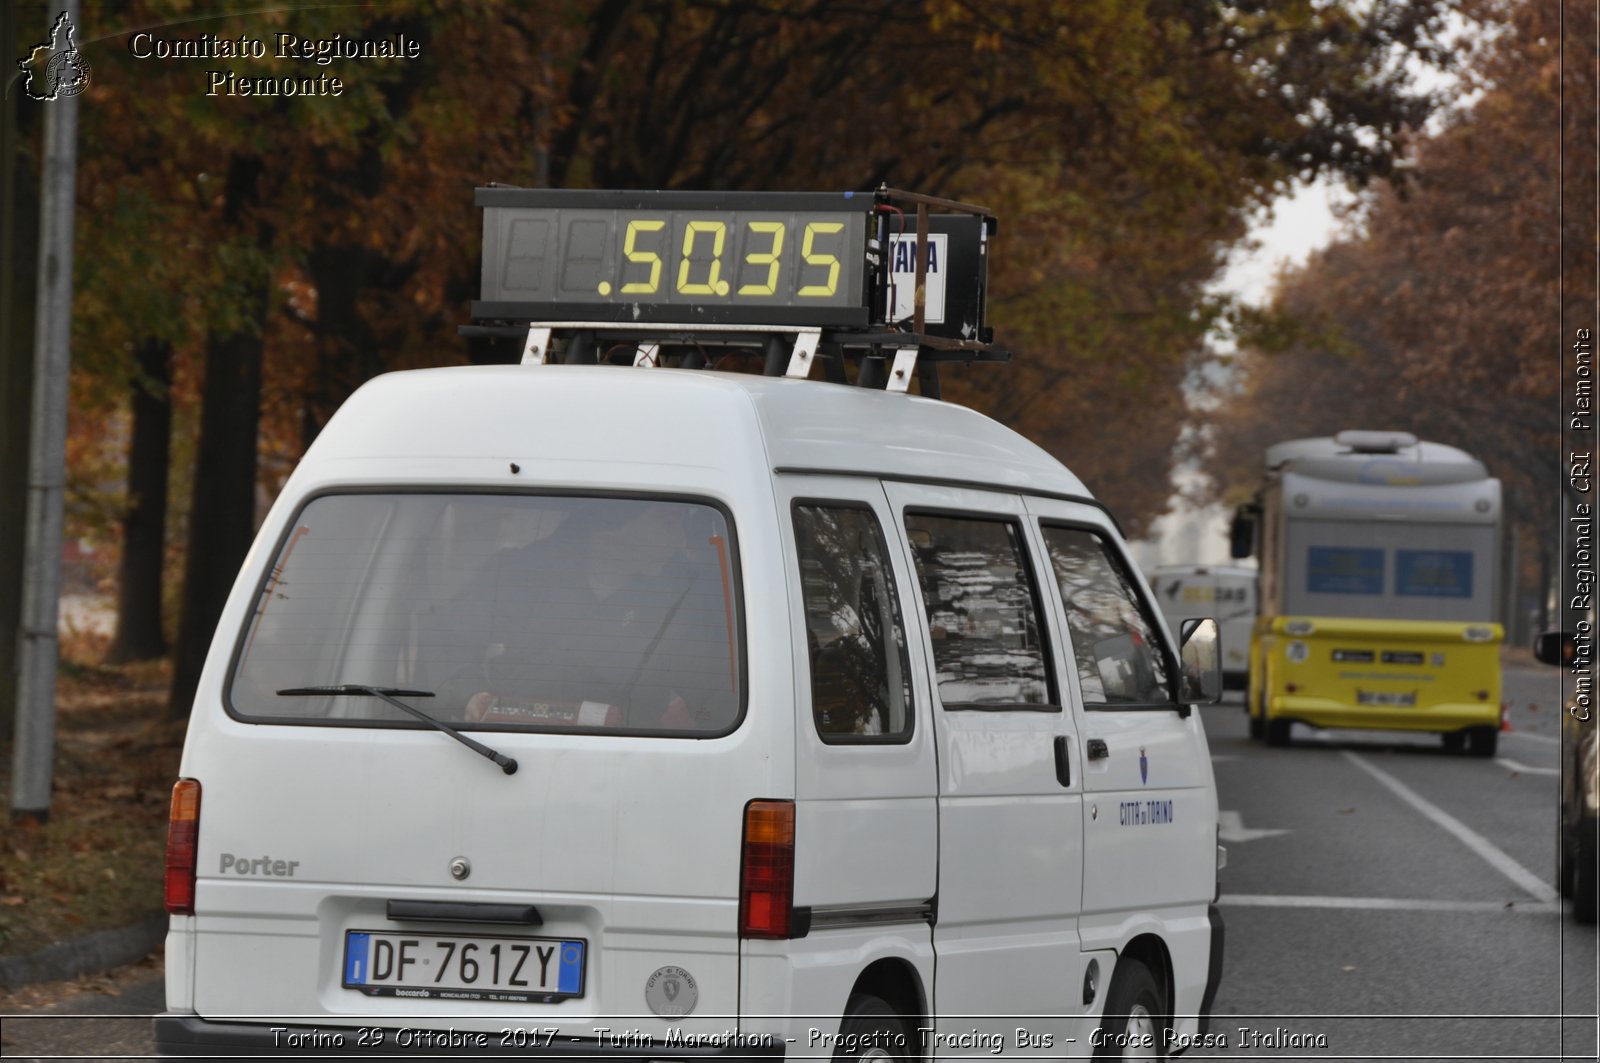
[{"left": 1231, "top": 430, "right": 1504, "bottom": 754}]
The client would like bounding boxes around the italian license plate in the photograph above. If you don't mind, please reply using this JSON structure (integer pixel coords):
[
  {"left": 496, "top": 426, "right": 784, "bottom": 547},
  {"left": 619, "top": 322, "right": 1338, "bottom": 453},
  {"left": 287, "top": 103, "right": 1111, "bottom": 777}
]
[
  {"left": 343, "top": 930, "right": 585, "bottom": 1002},
  {"left": 1357, "top": 690, "right": 1416, "bottom": 707}
]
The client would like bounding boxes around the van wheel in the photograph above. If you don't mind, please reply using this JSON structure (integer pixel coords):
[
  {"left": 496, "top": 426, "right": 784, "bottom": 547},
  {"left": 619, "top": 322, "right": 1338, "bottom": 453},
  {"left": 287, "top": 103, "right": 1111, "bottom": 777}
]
[
  {"left": 1265, "top": 718, "right": 1291, "bottom": 747},
  {"left": 1467, "top": 727, "right": 1498, "bottom": 758},
  {"left": 1248, "top": 692, "right": 1264, "bottom": 741},
  {"left": 1094, "top": 957, "right": 1168, "bottom": 1060},
  {"left": 1575, "top": 824, "right": 1598, "bottom": 925},
  {"left": 833, "top": 994, "right": 913, "bottom": 1062}
]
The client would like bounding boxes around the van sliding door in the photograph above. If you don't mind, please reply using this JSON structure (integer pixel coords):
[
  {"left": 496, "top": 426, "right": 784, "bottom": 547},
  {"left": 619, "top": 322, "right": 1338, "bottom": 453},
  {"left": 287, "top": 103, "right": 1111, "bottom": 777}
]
[
  {"left": 757, "top": 476, "right": 938, "bottom": 1023},
  {"left": 1025, "top": 497, "right": 1218, "bottom": 1023},
  {"left": 883, "top": 481, "right": 1084, "bottom": 1055}
]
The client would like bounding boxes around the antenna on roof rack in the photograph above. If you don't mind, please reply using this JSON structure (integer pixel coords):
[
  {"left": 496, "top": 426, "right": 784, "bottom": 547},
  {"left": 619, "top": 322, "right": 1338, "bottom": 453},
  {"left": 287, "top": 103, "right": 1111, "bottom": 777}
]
[{"left": 458, "top": 184, "right": 1009, "bottom": 396}]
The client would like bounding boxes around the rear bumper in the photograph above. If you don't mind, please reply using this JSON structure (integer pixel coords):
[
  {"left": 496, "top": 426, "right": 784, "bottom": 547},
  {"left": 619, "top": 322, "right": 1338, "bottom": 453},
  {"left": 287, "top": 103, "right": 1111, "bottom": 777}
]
[
  {"left": 154, "top": 1015, "right": 786, "bottom": 1058},
  {"left": 1267, "top": 697, "right": 1499, "bottom": 733}
]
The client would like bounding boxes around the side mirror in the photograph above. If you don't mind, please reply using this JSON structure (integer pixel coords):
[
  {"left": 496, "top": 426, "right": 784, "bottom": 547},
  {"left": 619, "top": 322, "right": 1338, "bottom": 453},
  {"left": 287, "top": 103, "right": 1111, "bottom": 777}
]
[
  {"left": 1229, "top": 506, "right": 1257, "bottom": 560},
  {"left": 1178, "top": 617, "right": 1223, "bottom": 705},
  {"left": 1533, "top": 630, "right": 1576, "bottom": 668}
]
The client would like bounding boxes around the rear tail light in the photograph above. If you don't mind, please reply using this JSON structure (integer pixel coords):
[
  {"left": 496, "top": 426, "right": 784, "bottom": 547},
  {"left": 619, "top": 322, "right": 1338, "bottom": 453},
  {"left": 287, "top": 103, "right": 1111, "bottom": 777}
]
[
  {"left": 739, "top": 800, "right": 795, "bottom": 939},
  {"left": 165, "top": 779, "right": 201, "bottom": 915}
]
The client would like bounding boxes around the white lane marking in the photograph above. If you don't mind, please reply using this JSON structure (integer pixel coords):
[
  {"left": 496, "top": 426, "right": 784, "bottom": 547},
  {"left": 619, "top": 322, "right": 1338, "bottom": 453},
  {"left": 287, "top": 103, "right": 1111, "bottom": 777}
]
[
  {"left": 1342, "top": 751, "right": 1559, "bottom": 903},
  {"left": 1301, "top": 726, "right": 1563, "bottom": 749},
  {"left": 1219, "top": 893, "right": 1560, "bottom": 915},
  {"left": 1218, "top": 809, "right": 1289, "bottom": 843},
  {"left": 1494, "top": 758, "right": 1561, "bottom": 776},
  {"left": 1503, "top": 730, "right": 1561, "bottom": 746},
  {"left": 1307, "top": 729, "right": 1430, "bottom": 746}
]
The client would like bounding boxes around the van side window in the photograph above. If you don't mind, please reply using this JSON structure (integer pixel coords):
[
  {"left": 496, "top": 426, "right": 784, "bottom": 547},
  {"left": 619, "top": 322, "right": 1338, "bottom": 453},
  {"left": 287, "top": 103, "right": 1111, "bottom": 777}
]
[
  {"left": 903, "top": 513, "right": 1053, "bottom": 708},
  {"left": 1040, "top": 525, "right": 1173, "bottom": 707},
  {"left": 794, "top": 504, "right": 914, "bottom": 742}
]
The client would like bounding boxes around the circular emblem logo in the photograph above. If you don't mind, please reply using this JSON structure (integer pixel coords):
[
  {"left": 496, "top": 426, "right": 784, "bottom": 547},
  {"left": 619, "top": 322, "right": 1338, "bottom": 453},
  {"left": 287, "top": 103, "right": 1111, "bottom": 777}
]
[
  {"left": 46, "top": 49, "right": 90, "bottom": 98},
  {"left": 644, "top": 965, "right": 698, "bottom": 1018}
]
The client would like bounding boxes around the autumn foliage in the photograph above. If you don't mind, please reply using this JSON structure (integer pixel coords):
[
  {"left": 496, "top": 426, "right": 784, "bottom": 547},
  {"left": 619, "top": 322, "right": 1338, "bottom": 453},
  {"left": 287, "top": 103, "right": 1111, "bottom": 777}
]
[
  {"left": 7, "top": 0, "right": 1512, "bottom": 712},
  {"left": 1197, "top": 0, "right": 1593, "bottom": 631}
]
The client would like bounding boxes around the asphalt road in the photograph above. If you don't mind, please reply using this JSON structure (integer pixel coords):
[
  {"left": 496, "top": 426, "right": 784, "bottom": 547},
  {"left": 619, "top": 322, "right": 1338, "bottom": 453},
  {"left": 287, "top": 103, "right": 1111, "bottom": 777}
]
[
  {"left": 2, "top": 662, "right": 1595, "bottom": 1060},
  {"left": 1198, "top": 659, "right": 1599, "bottom": 1062},
  {"left": 0, "top": 968, "right": 163, "bottom": 1060}
]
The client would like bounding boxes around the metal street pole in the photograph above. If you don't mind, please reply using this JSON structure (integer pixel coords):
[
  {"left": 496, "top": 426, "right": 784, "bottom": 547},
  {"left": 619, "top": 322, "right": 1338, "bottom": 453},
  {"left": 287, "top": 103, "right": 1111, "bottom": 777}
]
[
  {"left": 0, "top": 0, "right": 36, "bottom": 743},
  {"left": 11, "top": 0, "right": 80, "bottom": 823}
]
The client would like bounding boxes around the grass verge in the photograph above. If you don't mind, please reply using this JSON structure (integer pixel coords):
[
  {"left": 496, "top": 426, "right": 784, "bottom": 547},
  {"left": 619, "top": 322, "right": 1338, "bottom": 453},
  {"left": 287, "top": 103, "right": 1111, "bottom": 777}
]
[{"left": 0, "top": 632, "right": 182, "bottom": 957}]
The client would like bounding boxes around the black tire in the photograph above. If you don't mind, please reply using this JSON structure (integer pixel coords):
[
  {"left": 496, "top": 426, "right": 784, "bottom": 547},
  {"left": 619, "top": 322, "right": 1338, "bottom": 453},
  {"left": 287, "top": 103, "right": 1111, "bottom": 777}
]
[
  {"left": 1265, "top": 717, "right": 1291, "bottom": 747},
  {"left": 1559, "top": 827, "right": 1576, "bottom": 898},
  {"left": 1248, "top": 691, "right": 1264, "bottom": 741},
  {"left": 832, "top": 994, "right": 914, "bottom": 1062},
  {"left": 1467, "top": 726, "right": 1498, "bottom": 758},
  {"left": 1094, "top": 956, "right": 1168, "bottom": 1060},
  {"left": 1441, "top": 732, "right": 1465, "bottom": 753},
  {"left": 1574, "top": 822, "right": 1598, "bottom": 926}
]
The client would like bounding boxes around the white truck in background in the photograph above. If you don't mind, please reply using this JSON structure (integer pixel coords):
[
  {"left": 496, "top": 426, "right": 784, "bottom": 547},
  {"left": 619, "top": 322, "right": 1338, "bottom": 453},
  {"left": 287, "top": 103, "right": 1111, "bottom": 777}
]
[{"left": 1149, "top": 565, "right": 1257, "bottom": 692}]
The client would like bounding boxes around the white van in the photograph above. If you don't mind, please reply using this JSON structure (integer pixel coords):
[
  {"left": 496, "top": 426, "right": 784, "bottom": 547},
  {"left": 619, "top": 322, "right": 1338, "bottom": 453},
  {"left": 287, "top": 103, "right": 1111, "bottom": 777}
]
[
  {"left": 1147, "top": 566, "right": 1257, "bottom": 691},
  {"left": 156, "top": 188, "right": 1225, "bottom": 1059}
]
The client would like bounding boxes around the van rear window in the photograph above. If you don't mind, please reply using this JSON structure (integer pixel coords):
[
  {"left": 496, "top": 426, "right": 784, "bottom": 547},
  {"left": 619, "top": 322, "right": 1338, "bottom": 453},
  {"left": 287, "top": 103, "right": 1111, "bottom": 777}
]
[{"left": 229, "top": 493, "right": 743, "bottom": 736}]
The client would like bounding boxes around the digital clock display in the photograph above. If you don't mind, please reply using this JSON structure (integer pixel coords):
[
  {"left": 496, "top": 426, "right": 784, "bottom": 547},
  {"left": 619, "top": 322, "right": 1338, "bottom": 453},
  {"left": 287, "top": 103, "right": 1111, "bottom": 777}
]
[{"left": 475, "top": 189, "right": 871, "bottom": 327}]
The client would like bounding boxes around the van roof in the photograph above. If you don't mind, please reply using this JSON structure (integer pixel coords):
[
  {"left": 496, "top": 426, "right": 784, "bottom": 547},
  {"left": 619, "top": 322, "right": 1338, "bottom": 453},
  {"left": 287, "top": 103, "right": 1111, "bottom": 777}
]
[{"left": 307, "top": 366, "right": 1093, "bottom": 499}]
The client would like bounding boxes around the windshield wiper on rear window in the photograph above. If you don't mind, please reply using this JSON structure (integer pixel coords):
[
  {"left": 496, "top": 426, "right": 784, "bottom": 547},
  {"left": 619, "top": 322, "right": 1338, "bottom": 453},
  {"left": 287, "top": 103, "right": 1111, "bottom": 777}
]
[{"left": 276, "top": 684, "right": 518, "bottom": 775}]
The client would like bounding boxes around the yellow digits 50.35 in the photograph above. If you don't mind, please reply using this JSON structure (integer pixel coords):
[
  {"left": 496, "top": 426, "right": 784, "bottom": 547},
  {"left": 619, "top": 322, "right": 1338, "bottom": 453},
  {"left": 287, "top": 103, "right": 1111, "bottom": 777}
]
[
  {"left": 798, "top": 222, "right": 842, "bottom": 297},
  {"left": 738, "top": 222, "right": 785, "bottom": 296},
  {"left": 620, "top": 219, "right": 665, "bottom": 294},
  {"left": 678, "top": 221, "right": 730, "bottom": 296}
]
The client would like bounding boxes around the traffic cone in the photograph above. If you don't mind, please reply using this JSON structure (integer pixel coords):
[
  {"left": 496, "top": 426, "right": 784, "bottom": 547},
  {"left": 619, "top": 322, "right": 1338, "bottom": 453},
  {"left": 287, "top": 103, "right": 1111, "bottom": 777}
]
[{"left": 1500, "top": 702, "right": 1512, "bottom": 732}]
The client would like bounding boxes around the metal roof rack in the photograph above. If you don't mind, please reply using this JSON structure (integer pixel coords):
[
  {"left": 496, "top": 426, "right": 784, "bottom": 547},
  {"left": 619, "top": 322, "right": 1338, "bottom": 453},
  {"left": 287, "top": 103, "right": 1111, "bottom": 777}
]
[{"left": 460, "top": 185, "right": 1009, "bottom": 397}]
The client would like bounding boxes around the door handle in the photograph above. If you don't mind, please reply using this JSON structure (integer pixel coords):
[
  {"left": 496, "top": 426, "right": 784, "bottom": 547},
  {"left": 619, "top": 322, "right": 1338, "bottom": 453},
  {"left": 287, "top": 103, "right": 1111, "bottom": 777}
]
[
  {"left": 1053, "top": 736, "right": 1071, "bottom": 787},
  {"left": 1087, "top": 739, "right": 1109, "bottom": 761}
]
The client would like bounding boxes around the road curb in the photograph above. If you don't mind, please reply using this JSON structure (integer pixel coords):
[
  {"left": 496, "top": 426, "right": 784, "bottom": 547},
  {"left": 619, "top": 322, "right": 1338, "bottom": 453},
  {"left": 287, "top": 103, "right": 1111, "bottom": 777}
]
[{"left": 0, "top": 915, "right": 167, "bottom": 989}]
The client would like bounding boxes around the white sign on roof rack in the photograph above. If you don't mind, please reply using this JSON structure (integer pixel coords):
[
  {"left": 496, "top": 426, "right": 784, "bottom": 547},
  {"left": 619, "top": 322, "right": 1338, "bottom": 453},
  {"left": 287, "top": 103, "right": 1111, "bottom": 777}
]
[{"left": 887, "top": 233, "right": 946, "bottom": 325}]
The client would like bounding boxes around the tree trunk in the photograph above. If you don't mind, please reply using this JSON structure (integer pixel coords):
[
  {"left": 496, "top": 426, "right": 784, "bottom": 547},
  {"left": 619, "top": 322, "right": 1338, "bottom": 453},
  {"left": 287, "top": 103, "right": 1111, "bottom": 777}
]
[
  {"left": 1536, "top": 539, "right": 1552, "bottom": 634},
  {"left": 105, "top": 337, "right": 172, "bottom": 664},
  {"left": 302, "top": 244, "right": 378, "bottom": 450},
  {"left": 167, "top": 318, "right": 265, "bottom": 717},
  {"left": 168, "top": 154, "right": 269, "bottom": 718}
]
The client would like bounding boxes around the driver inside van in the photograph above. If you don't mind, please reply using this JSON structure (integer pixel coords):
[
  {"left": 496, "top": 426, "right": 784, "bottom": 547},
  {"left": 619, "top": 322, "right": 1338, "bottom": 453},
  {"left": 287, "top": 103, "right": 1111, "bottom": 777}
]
[{"left": 430, "top": 499, "right": 735, "bottom": 731}]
